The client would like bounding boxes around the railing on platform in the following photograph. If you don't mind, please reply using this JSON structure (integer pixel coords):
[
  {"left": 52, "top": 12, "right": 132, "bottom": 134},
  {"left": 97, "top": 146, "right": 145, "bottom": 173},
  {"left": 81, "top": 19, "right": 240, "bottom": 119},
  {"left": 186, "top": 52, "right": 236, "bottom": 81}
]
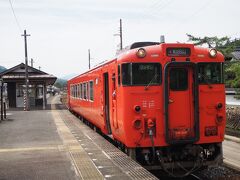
[{"left": 226, "top": 88, "right": 240, "bottom": 95}]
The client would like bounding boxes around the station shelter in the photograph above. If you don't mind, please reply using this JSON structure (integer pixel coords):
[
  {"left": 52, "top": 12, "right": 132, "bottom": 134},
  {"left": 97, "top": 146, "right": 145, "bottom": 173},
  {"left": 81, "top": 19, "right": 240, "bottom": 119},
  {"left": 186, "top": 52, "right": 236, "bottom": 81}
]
[{"left": 0, "top": 63, "right": 57, "bottom": 109}]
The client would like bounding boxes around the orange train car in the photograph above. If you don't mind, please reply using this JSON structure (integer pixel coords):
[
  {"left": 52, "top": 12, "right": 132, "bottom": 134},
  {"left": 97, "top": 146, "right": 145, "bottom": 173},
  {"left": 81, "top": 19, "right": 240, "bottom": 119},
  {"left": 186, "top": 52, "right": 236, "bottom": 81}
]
[{"left": 67, "top": 42, "right": 226, "bottom": 176}]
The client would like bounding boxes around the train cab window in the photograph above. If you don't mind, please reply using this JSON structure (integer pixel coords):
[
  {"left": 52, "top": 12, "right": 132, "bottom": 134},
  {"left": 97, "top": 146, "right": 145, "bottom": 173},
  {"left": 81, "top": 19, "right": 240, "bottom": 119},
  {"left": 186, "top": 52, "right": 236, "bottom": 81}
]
[
  {"left": 198, "top": 63, "right": 223, "bottom": 84},
  {"left": 122, "top": 63, "right": 131, "bottom": 85},
  {"left": 170, "top": 68, "right": 188, "bottom": 91},
  {"left": 122, "top": 63, "right": 161, "bottom": 86}
]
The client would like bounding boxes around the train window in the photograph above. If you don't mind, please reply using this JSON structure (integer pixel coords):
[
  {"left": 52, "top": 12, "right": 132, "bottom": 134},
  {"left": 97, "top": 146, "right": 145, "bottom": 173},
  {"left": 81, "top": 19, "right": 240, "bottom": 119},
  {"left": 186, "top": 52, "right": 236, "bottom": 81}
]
[
  {"left": 76, "top": 85, "right": 79, "bottom": 98},
  {"left": 89, "top": 81, "right": 94, "bottom": 101},
  {"left": 170, "top": 68, "right": 188, "bottom": 91},
  {"left": 122, "top": 63, "right": 161, "bottom": 86},
  {"left": 72, "top": 85, "right": 74, "bottom": 97},
  {"left": 198, "top": 63, "right": 223, "bottom": 84},
  {"left": 78, "top": 84, "right": 80, "bottom": 98},
  {"left": 83, "top": 83, "right": 87, "bottom": 100},
  {"left": 82, "top": 83, "right": 84, "bottom": 99},
  {"left": 80, "top": 84, "right": 82, "bottom": 99},
  {"left": 75, "top": 85, "right": 77, "bottom": 98},
  {"left": 72, "top": 85, "right": 73, "bottom": 97},
  {"left": 86, "top": 82, "right": 89, "bottom": 100}
]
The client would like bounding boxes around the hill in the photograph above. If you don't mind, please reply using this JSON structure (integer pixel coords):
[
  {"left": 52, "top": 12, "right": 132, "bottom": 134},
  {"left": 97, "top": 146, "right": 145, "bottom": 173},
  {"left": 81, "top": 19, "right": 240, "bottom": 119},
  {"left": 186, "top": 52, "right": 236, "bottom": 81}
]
[{"left": 0, "top": 66, "right": 7, "bottom": 73}]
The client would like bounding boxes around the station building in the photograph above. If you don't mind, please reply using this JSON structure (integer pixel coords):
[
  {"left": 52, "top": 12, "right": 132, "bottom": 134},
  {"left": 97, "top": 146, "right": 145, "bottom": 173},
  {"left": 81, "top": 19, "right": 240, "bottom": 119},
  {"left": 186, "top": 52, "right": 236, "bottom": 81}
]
[{"left": 0, "top": 63, "right": 57, "bottom": 109}]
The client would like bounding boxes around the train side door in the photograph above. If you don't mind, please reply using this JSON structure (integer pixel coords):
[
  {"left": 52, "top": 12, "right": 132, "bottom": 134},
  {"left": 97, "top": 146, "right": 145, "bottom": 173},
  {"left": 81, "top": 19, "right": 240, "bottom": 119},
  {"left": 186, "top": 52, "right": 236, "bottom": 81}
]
[
  {"left": 103, "top": 73, "right": 112, "bottom": 134},
  {"left": 111, "top": 73, "right": 118, "bottom": 129},
  {"left": 165, "top": 65, "right": 197, "bottom": 144}
]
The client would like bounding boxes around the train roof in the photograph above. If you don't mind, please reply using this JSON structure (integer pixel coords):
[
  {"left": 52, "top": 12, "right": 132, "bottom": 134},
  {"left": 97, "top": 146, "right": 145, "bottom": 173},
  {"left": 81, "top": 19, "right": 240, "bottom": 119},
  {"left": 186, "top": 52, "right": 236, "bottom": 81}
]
[
  {"left": 69, "top": 42, "right": 161, "bottom": 81},
  {"left": 68, "top": 42, "right": 224, "bottom": 82}
]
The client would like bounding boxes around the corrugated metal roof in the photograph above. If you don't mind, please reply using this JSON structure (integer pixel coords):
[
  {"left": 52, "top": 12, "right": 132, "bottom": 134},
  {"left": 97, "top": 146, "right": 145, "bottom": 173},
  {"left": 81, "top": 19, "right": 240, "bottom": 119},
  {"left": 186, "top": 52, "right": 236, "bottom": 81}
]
[
  {"left": 2, "top": 74, "right": 56, "bottom": 79},
  {"left": 231, "top": 51, "right": 240, "bottom": 60}
]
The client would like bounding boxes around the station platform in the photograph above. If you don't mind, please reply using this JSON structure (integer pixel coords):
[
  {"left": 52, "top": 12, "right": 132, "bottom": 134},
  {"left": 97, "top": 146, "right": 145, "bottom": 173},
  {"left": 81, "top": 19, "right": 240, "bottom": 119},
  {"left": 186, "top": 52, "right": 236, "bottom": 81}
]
[
  {"left": 0, "top": 96, "right": 158, "bottom": 180},
  {"left": 223, "top": 138, "right": 240, "bottom": 171}
]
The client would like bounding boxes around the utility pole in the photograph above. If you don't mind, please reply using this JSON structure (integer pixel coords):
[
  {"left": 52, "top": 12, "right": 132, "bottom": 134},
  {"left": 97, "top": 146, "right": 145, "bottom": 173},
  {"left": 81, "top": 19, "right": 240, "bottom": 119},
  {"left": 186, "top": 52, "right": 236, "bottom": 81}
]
[
  {"left": 88, "top": 49, "right": 91, "bottom": 69},
  {"left": 0, "top": 79, "right": 3, "bottom": 121},
  {"left": 120, "top": 19, "right": 123, "bottom": 50},
  {"left": 22, "top": 30, "right": 30, "bottom": 111},
  {"left": 30, "top": 58, "right": 34, "bottom": 67},
  {"left": 114, "top": 19, "right": 123, "bottom": 52}
]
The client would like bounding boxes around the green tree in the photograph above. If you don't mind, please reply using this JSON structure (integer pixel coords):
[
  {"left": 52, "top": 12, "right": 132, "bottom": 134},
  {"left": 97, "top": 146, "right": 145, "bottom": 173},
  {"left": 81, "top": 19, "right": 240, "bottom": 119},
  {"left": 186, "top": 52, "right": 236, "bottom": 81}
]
[
  {"left": 186, "top": 34, "right": 240, "bottom": 59},
  {"left": 54, "top": 78, "right": 67, "bottom": 89},
  {"left": 186, "top": 34, "right": 229, "bottom": 48},
  {"left": 225, "top": 62, "right": 240, "bottom": 88},
  {"left": 187, "top": 34, "right": 240, "bottom": 88}
]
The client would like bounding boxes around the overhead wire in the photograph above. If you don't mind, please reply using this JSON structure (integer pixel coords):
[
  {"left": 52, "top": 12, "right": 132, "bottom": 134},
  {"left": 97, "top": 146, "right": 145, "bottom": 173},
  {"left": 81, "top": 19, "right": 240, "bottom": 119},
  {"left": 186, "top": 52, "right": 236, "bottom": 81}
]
[
  {"left": 139, "top": 0, "right": 177, "bottom": 22},
  {"left": 169, "top": 0, "right": 216, "bottom": 30},
  {"left": 147, "top": 0, "right": 174, "bottom": 18},
  {"left": 8, "top": 0, "right": 23, "bottom": 33}
]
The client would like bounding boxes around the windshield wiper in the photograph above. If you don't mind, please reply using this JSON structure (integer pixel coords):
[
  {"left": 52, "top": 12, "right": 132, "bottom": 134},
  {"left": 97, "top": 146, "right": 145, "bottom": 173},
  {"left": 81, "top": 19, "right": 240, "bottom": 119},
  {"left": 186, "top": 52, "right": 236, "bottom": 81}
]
[{"left": 144, "top": 74, "right": 158, "bottom": 90}]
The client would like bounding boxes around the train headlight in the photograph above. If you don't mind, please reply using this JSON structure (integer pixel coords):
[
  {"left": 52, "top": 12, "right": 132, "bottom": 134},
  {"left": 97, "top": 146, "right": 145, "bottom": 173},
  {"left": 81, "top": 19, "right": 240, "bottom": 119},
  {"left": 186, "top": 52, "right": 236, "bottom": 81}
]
[
  {"left": 136, "top": 48, "right": 146, "bottom": 58},
  {"left": 216, "top": 103, "right": 223, "bottom": 109},
  {"left": 134, "top": 105, "right": 141, "bottom": 113},
  {"left": 209, "top": 48, "right": 217, "bottom": 58}
]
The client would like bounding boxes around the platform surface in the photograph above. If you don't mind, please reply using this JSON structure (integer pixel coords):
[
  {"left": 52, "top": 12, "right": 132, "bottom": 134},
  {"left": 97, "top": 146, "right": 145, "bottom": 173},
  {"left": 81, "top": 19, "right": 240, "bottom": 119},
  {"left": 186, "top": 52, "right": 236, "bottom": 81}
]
[
  {"left": 0, "top": 96, "right": 157, "bottom": 180},
  {"left": 223, "top": 139, "right": 240, "bottom": 171}
]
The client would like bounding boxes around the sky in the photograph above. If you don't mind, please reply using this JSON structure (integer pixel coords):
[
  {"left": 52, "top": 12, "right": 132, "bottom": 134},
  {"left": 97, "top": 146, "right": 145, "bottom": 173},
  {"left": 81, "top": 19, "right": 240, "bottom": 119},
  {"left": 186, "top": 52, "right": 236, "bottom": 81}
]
[{"left": 0, "top": 0, "right": 240, "bottom": 78}]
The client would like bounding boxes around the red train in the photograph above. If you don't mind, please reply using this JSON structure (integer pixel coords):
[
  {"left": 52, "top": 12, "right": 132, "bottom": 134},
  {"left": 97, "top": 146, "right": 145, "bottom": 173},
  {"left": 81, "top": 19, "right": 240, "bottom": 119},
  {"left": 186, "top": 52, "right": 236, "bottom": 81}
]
[{"left": 67, "top": 42, "right": 226, "bottom": 176}]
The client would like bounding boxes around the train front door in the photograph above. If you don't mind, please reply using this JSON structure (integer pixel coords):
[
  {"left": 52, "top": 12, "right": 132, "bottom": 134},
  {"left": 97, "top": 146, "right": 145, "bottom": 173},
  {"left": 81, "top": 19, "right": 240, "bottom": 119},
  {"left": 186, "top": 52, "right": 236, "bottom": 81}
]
[{"left": 164, "top": 63, "right": 199, "bottom": 144}]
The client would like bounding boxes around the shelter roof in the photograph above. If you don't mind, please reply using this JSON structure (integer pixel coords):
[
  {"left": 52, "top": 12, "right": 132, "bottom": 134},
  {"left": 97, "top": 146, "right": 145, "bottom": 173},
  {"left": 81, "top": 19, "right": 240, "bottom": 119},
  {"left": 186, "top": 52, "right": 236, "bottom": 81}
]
[{"left": 0, "top": 63, "right": 57, "bottom": 85}]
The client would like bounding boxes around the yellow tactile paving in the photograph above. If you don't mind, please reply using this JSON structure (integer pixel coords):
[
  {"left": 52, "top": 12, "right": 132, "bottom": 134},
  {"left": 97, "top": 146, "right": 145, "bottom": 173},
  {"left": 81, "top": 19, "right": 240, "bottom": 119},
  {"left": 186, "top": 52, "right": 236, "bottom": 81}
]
[{"left": 51, "top": 101, "right": 104, "bottom": 180}]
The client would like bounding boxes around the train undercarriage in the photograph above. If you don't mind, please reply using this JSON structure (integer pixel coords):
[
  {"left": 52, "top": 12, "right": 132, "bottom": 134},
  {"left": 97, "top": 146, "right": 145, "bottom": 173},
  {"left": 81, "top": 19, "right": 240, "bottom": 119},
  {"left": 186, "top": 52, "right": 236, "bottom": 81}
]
[
  {"left": 125, "top": 143, "right": 223, "bottom": 177},
  {"left": 71, "top": 111, "right": 223, "bottom": 177}
]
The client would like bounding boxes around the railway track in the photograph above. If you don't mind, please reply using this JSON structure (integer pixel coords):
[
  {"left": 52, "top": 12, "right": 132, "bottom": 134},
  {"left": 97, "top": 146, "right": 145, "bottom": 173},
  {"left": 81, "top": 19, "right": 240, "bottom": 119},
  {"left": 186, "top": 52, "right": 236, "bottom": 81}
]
[{"left": 189, "top": 173, "right": 202, "bottom": 180}]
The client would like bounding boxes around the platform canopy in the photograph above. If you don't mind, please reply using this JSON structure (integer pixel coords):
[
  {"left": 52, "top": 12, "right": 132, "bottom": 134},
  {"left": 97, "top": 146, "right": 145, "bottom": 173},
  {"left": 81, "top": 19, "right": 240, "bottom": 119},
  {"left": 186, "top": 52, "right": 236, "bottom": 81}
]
[
  {"left": 0, "top": 63, "right": 57, "bottom": 85},
  {"left": 0, "top": 63, "right": 57, "bottom": 108}
]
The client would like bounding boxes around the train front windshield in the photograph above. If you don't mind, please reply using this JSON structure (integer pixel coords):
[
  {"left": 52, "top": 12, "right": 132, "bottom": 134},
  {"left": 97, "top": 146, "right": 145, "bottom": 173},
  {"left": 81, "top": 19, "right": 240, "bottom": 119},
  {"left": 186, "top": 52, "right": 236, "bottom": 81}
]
[
  {"left": 121, "top": 63, "right": 161, "bottom": 86},
  {"left": 198, "top": 63, "right": 224, "bottom": 84}
]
